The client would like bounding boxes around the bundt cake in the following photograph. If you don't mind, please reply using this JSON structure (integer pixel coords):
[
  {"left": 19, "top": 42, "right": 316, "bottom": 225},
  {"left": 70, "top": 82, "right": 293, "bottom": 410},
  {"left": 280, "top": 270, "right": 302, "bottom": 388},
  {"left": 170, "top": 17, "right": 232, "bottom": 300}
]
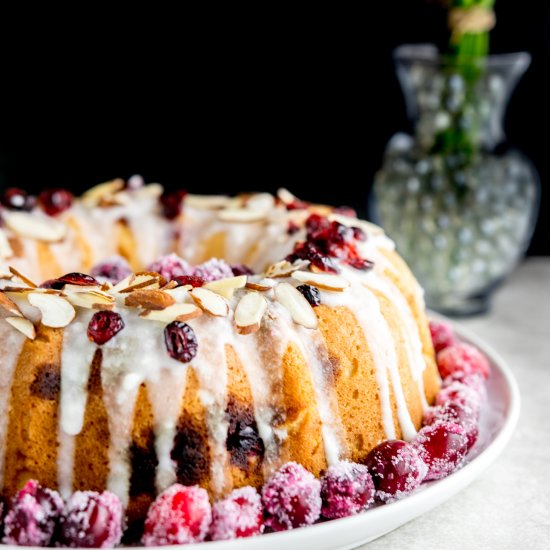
[{"left": 0, "top": 180, "right": 440, "bottom": 528}]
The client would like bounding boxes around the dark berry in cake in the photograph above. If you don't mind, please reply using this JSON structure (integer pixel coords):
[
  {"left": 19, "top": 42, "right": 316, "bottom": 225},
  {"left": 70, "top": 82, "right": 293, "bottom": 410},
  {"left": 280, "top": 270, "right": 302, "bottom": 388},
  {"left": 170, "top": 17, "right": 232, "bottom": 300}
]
[
  {"left": 231, "top": 264, "right": 255, "bottom": 276},
  {"left": 321, "top": 461, "right": 375, "bottom": 519},
  {"left": 1, "top": 188, "right": 35, "bottom": 211},
  {"left": 38, "top": 188, "right": 74, "bottom": 216},
  {"left": 286, "top": 241, "right": 339, "bottom": 274},
  {"left": 91, "top": 256, "right": 132, "bottom": 284},
  {"left": 437, "top": 342, "right": 491, "bottom": 380},
  {"left": 164, "top": 321, "right": 198, "bottom": 363},
  {"left": 296, "top": 284, "right": 321, "bottom": 307},
  {"left": 160, "top": 189, "right": 187, "bottom": 219},
  {"left": 87, "top": 311, "right": 125, "bottom": 345}
]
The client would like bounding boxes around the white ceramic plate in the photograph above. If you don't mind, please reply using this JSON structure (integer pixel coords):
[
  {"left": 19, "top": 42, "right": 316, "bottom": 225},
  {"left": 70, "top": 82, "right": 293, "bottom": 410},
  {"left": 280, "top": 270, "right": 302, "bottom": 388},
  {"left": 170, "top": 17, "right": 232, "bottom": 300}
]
[{"left": 2, "top": 321, "right": 520, "bottom": 550}]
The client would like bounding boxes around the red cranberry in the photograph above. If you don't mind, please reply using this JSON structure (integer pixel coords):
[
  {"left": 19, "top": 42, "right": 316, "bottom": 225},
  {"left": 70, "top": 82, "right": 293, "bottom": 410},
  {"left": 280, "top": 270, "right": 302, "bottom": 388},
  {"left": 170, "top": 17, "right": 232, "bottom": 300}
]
[
  {"left": 346, "top": 256, "right": 375, "bottom": 271},
  {"left": 38, "top": 188, "right": 74, "bottom": 216},
  {"left": 148, "top": 254, "right": 192, "bottom": 281},
  {"left": 287, "top": 221, "right": 301, "bottom": 235},
  {"left": 231, "top": 264, "right": 255, "bottom": 276},
  {"left": 87, "top": 311, "right": 125, "bottom": 345},
  {"left": 364, "top": 440, "right": 427, "bottom": 502},
  {"left": 413, "top": 422, "right": 469, "bottom": 480},
  {"left": 352, "top": 226, "right": 367, "bottom": 241},
  {"left": 436, "top": 381, "right": 483, "bottom": 412},
  {"left": 423, "top": 402, "right": 479, "bottom": 450},
  {"left": 261, "top": 462, "right": 321, "bottom": 531},
  {"left": 58, "top": 272, "right": 100, "bottom": 287},
  {"left": 437, "top": 343, "right": 491, "bottom": 380},
  {"left": 210, "top": 486, "right": 263, "bottom": 541},
  {"left": 2, "top": 479, "right": 63, "bottom": 546},
  {"left": 321, "top": 461, "right": 374, "bottom": 519},
  {"left": 173, "top": 275, "right": 205, "bottom": 288},
  {"left": 164, "top": 321, "right": 198, "bottom": 363},
  {"left": 160, "top": 189, "right": 187, "bottom": 219},
  {"left": 429, "top": 320, "right": 457, "bottom": 353},
  {"left": 442, "top": 372, "right": 486, "bottom": 396},
  {"left": 286, "top": 241, "right": 339, "bottom": 273},
  {"left": 285, "top": 199, "right": 309, "bottom": 210},
  {"left": 1, "top": 187, "right": 35, "bottom": 211},
  {"left": 58, "top": 491, "right": 123, "bottom": 548},
  {"left": 297, "top": 284, "right": 321, "bottom": 307},
  {"left": 91, "top": 256, "right": 132, "bottom": 284},
  {"left": 193, "top": 258, "right": 233, "bottom": 282},
  {"left": 142, "top": 484, "right": 211, "bottom": 546}
]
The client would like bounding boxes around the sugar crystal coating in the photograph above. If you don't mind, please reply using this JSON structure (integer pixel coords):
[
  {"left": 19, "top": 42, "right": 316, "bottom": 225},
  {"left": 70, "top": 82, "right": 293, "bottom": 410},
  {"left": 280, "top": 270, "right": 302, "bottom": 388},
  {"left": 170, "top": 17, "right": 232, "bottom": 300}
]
[
  {"left": 429, "top": 320, "right": 457, "bottom": 353},
  {"left": 148, "top": 253, "right": 193, "bottom": 281},
  {"left": 193, "top": 258, "right": 234, "bottom": 282},
  {"left": 437, "top": 342, "right": 491, "bottom": 380},
  {"left": 91, "top": 256, "right": 132, "bottom": 284}
]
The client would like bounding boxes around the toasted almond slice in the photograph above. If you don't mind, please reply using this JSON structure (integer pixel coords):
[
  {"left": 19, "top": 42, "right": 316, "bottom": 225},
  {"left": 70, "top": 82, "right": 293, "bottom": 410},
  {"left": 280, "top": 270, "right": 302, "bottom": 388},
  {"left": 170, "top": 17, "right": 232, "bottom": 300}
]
[
  {"left": 81, "top": 179, "right": 125, "bottom": 206},
  {"left": 125, "top": 289, "right": 175, "bottom": 310},
  {"left": 234, "top": 291, "right": 267, "bottom": 335},
  {"left": 9, "top": 266, "right": 37, "bottom": 288},
  {"left": 160, "top": 280, "right": 179, "bottom": 291},
  {"left": 189, "top": 287, "right": 229, "bottom": 317},
  {"left": 5, "top": 316, "right": 36, "bottom": 339},
  {"left": 0, "top": 292, "right": 23, "bottom": 318},
  {"left": 218, "top": 208, "right": 267, "bottom": 223},
  {"left": 204, "top": 275, "right": 247, "bottom": 299},
  {"left": 264, "top": 260, "right": 309, "bottom": 278},
  {"left": 291, "top": 270, "right": 349, "bottom": 292},
  {"left": 3, "top": 211, "right": 66, "bottom": 243},
  {"left": 27, "top": 293, "right": 76, "bottom": 328},
  {"left": 117, "top": 274, "right": 161, "bottom": 293},
  {"left": 140, "top": 303, "right": 202, "bottom": 323},
  {"left": 246, "top": 193, "right": 275, "bottom": 213},
  {"left": 245, "top": 278, "right": 276, "bottom": 292},
  {"left": 185, "top": 194, "right": 231, "bottom": 210},
  {"left": 277, "top": 188, "right": 297, "bottom": 205},
  {"left": 65, "top": 289, "right": 116, "bottom": 309},
  {"left": 0, "top": 230, "right": 14, "bottom": 259},
  {"left": 274, "top": 282, "right": 318, "bottom": 329}
]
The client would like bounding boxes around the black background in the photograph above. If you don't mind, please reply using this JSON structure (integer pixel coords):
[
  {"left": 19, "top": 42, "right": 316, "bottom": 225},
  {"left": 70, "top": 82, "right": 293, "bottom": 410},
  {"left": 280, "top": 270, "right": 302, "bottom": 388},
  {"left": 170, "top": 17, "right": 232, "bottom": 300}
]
[{"left": 1, "top": 1, "right": 548, "bottom": 254}]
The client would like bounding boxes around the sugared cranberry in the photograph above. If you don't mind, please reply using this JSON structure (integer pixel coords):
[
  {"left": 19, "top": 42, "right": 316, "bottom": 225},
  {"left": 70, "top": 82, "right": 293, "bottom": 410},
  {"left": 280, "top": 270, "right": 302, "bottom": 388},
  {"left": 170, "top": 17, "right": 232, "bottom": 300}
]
[
  {"left": 38, "top": 188, "right": 74, "bottom": 216},
  {"left": 91, "top": 256, "right": 132, "bottom": 284},
  {"left": 164, "top": 321, "right": 198, "bottom": 363},
  {"left": 173, "top": 275, "right": 205, "bottom": 288},
  {"left": 442, "top": 372, "right": 487, "bottom": 402},
  {"left": 364, "top": 440, "right": 427, "bottom": 502},
  {"left": 429, "top": 320, "right": 457, "bottom": 353},
  {"left": 286, "top": 241, "right": 339, "bottom": 274},
  {"left": 261, "top": 462, "right": 321, "bottom": 531},
  {"left": 1, "top": 187, "right": 35, "bottom": 211},
  {"left": 2, "top": 479, "right": 63, "bottom": 546},
  {"left": 297, "top": 284, "right": 321, "bottom": 307},
  {"left": 437, "top": 342, "right": 491, "bottom": 380},
  {"left": 423, "top": 402, "right": 478, "bottom": 450},
  {"left": 160, "top": 189, "right": 187, "bottom": 219},
  {"left": 414, "top": 422, "right": 469, "bottom": 480},
  {"left": 142, "top": 484, "right": 211, "bottom": 546},
  {"left": 87, "top": 311, "right": 125, "bottom": 345},
  {"left": 231, "top": 264, "right": 254, "bottom": 276},
  {"left": 148, "top": 254, "right": 192, "bottom": 281},
  {"left": 209, "top": 487, "right": 263, "bottom": 541},
  {"left": 58, "top": 491, "right": 123, "bottom": 548},
  {"left": 320, "top": 461, "right": 374, "bottom": 519},
  {"left": 193, "top": 258, "right": 233, "bottom": 282},
  {"left": 436, "top": 381, "right": 483, "bottom": 412}
]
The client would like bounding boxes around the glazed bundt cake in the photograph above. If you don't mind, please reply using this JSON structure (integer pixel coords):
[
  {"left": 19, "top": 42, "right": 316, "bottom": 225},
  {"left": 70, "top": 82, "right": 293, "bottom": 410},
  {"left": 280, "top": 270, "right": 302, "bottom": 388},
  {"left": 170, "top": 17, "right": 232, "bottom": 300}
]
[{"left": 0, "top": 180, "right": 440, "bottom": 527}]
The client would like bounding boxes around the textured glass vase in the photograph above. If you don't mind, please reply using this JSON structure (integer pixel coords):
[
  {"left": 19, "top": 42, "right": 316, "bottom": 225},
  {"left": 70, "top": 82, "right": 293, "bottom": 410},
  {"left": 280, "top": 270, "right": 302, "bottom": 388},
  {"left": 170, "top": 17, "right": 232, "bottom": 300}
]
[{"left": 373, "top": 44, "right": 539, "bottom": 315}]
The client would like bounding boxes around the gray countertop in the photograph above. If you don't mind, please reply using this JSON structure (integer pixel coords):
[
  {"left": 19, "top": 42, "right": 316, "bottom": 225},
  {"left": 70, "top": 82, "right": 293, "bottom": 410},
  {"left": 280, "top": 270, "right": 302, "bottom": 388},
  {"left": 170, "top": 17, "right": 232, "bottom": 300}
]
[{"left": 362, "top": 258, "right": 550, "bottom": 550}]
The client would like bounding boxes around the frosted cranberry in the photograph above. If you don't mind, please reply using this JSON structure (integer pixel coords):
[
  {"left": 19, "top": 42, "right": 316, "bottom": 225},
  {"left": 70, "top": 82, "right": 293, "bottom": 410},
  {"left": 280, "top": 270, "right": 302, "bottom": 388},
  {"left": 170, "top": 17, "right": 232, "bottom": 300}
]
[
  {"left": 193, "top": 258, "right": 233, "bottom": 282},
  {"left": 164, "top": 321, "right": 198, "bottom": 363},
  {"left": 38, "top": 188, "right": 74, "bottom": 216},
  {"left": 262, "top": 462, "right": 321, "bottom": 531},
  {"left": 364, "top": 440, "right": 427, "bottom": 502},
  {"left": 1, "top": 187, "right": 35, "bottom": 211},
  {"left": 286, "top": 241, "right": 339, "bottom": 273},
  {"left": 321, "top": 461, "right": 374, "bottom": 519},
  {"left": 173, "top": 275, "right": 205, "bottom": 288},
  {"left": 231, "top": 264, "right": 254, "bottom": 276},
  {"left": 429, "top": 320, "right": 457, "bottom": 353},
  {"left": 87, "top": 311, "right": 125, "bottom": 345},
  {"left": 142, "top": 484, "right": 211, "bottom": 546},
  {"left": 160, "top": 189, "right": 187, "bottom": 219},
  {"left": 436, "top": 381, "right": 482, "bottom": 412},
  {"left": 148, "top": 254, "right": 192, "bottom": 281},
  {"left": 58, "top": 491, "right": 123, "bottom": 548},
  {"left": 210, "top": 487, "right": 263, "bottom": 541},
  {"left": 423, "top": 402, "right": 478, "bottom": 450},
  {"left": 2, "top": 479, "right": 63, "bottom": 546},
  {"left": 91, "top": 256, "right": 132, "bottom": 284},
  {"left": 437, "top": 343, "right": 491, "bottom": 380},
  {"left": 297, "top": 284, "right": 321, "bottom": 307},
  {"left": 414, "top": 422, "right": 469, "bottom": 480},
  {"left": 443, "top": 372, "right": 487, "bottom": 398}
]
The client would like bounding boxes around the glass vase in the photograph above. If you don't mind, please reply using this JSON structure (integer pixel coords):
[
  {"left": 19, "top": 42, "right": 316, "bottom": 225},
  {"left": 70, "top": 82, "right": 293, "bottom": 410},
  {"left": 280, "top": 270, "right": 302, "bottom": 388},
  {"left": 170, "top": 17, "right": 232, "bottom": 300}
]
[{"left": 372, "top": 44, "right": 539, "bottom": 316}]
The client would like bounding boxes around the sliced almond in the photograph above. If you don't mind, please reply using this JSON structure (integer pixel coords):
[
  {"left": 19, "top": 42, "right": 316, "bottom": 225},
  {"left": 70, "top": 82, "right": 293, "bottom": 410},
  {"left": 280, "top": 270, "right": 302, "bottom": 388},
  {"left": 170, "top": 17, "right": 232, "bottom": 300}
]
[
  {"left": 218, "top": 208, "right": 267, "bottom": 223},
  {"left": 185, "top": 194, "right": 230, "bottom": 210},
  {"left": 234, "top": 291, "right": 267, "bottom": 335},
  {"left": 274, "top": 282, "right": 318, "bottom": 329},
  {"left": 189, "top": 287, "right": 229, "bottom": 317},
  {"left": 0, "top": 229, "right": 14, "bottom": 259},
  {"left": 291, "top": 270, "right": 349, "bottom": 292},
  {"left": 245, "top": 278, "right": 276, "bottom": 292},
  {"left": 204, "top": 275, "right": 247, "bottom": 299},
  {"left": 3, "top": 211, "right": 66, "bottom": 243},
  {"left": 27, "top": 292, "right": 76, "bottom": 328},
  {"left": 5, "top": 316, "right": 36, "bottom": 339},
  {"left": 65, "top": 289, "right": 116, "bottom": 309},
  {"left": 277, "top": 188, "right": 297, "bottom": 205},
  {"left": 0, "top": 292, "right": 23, "bottom": 318},
  {"left": 9, "top": 266, "right": 37, "bottom": 288},
  {"left": 125, "top": 289, "right": 175, "bottom": 310},
  {"left": 116, "top": 273, "right": 161, "bottom": 293},
  {"left": 264, "top": 260, "right": 309, "bottom": 279},
  {"left": 81, "top": 179, "right": 125, "bottom": 206},
  {"left": 246, "top": 193, "right": 275, "bottom": 213},
  {"left": 140, "top": 303, "right": 202, "bottom": 323}
]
